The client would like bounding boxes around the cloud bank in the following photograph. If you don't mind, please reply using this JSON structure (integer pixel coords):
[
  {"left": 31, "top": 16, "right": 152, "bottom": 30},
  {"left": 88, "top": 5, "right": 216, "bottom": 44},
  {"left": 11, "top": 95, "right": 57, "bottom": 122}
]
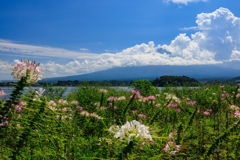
[
  {"left": 0, "top": 7, "right": 240, "bottom": 79},
  {"left": 0, "top": 39, "right": 98, "bottom": 60}
]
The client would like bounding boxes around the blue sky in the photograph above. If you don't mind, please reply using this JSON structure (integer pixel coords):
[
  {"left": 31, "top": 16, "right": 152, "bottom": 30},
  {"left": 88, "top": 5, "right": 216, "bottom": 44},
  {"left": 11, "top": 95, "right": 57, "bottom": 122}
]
[{"left": 0, "top": 0, "right": 240, "bottom": 80}]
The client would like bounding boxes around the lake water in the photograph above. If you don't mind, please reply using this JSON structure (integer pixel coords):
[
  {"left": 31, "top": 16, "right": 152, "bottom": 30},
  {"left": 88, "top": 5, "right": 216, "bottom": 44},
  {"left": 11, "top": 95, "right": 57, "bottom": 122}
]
[
  {"left": 1, "top": 86, "right": 195, "bottom": 100},
  {"left": 0, "top": 86, "right": 197, "bottom": 100},
  {"left": 0, "top": 86, "right": 77, "bottom": 100},
  {"left": 0, "top": 86, "right": 132, "bottom": 100}
]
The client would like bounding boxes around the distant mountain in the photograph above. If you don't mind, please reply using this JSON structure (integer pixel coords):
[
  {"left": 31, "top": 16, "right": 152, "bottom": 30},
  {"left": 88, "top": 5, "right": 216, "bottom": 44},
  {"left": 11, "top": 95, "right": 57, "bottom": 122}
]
[
  {"left": 227, "top": 76, "right": 240, "bottom": 83},
  {"left": 43, "top": 65, "right": 240, "bottom": 82},
  {"left": 230, "top": 76, "right": 240, "bottom": 80}
]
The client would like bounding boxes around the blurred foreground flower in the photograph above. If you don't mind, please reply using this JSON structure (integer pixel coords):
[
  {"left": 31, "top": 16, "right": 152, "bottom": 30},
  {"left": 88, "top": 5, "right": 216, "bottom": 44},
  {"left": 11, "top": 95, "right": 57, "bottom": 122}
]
[
  {"left": 234, "top": 111, "right": 240, "bottom": 118},
  {"left": 0, "top": 88, "right": 6, "bottom": 96},
  {"left": 99, "top": 88, "right": 107, "bottom": 93},
  {"left": 109, "top": 120, "right": 153, "bottom": 144},
  {"left": 0, "top": 115, "right": 9, "bottom": 127},
  {"left": 11, "top": 60, "right": 44, "bottom": 84}
]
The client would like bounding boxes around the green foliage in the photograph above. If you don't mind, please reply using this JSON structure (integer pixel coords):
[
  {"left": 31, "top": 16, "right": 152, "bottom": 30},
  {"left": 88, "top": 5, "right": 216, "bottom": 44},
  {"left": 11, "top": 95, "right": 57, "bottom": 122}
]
[
  {"left": 1, "top": 79, "right": 240, "bottom": 159},
  {"left": 203, "top": 120, "right": 240, "bottom": 158},
  {"left": 43, "top": 82, "right": 67, "bottom": 100},
  {"left": 152, "top": 75, "right": 200, "bottom": 87},
  {"left": 131, "top": 79, "right": 159, "bottom": 96}
]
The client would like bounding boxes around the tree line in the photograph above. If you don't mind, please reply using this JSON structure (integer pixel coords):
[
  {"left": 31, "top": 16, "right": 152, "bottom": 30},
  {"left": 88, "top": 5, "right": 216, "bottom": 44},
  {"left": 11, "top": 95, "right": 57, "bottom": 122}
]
[{"left": 0, "top": 75, "right": 201, "bottom": 87}]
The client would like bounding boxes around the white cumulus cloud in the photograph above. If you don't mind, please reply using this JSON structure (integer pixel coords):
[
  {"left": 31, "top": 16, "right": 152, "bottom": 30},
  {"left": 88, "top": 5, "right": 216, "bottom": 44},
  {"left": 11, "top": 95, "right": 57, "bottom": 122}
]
[
  {"left": 161, "top": 7, "right": 240, "bottom": 62},
  {"left": 40, "top": 40, "right": 220, "bottom": 78},
  {"left": 192, "top": 7, "right": 240, "bottom": 60},
  {"left": 159, "top": 34, "right": 215, "bottom": 60},
  {"left": 230, "top": 49, "right": 240, "bottom": 60}
]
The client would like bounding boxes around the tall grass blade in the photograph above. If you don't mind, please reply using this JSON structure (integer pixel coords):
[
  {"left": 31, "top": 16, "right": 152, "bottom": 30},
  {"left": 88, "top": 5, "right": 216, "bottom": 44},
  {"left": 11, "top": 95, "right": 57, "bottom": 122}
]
[
  {"left": 149, "top": 98, "right": 171, "bottom": 125},
  {"left": 123, "top": 93, "right": 136, "bottom": 115},
  {"left": 203, "top": 120, "right": 240, "bottom": 158}
]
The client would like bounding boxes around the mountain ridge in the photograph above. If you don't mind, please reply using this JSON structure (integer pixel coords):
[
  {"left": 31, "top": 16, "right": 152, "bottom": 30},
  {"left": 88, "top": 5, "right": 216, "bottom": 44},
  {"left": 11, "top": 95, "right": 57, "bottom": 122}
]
[{"left": 43, "top": 65, "right": 240, "bottom": 82}]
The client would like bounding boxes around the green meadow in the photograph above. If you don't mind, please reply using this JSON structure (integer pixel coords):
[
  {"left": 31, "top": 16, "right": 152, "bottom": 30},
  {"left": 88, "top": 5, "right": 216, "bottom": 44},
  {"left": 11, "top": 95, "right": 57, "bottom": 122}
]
[{"left": 1, "top": 78, "right": 240, "bottom": 159}]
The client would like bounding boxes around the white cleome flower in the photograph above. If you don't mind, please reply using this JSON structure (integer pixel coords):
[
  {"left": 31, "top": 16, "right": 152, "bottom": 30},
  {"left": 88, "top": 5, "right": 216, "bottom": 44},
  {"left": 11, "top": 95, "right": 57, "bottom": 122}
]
[{"left": 109, "top": 120, "right": 153, "bottom": 143}]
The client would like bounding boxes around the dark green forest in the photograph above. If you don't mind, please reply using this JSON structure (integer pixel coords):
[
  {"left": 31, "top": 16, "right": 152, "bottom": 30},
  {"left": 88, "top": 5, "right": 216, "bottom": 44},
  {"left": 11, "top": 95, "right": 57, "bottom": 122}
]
[{"left": 152, "top": 75, "right": 200, "bottom": 87}]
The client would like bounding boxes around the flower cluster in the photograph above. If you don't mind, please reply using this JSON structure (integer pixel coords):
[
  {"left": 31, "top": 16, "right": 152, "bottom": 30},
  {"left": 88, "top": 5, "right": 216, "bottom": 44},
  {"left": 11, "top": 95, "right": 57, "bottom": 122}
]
[
  {"left": 230, "top": 105, "right": 240, "bottom": 118},
  {"left": 139, "top": 95, "right": 156, "bottom": 102},
  {"left": 47, "top": 99, "right": 104, "bottom": 120},
  {"left": 130, "top": 89, "right": 143, "bottom": 99},
  {"left": 163, "top": 130, "right": 181, "bottom": 155},
  {"left": 131, "top": 110, "right": 147, "bottom": 119},
  {"left": 230, "top": 105, "right": 239, "bottom": 111},
  {"left": 107, "top": 96, "right": 126, "bottom": 101},
  {"left": 196, "top": 109, "right": 213, "bottom": 115},
  {"left": 221, "top": 91, "right": 230, "bottom": 101},
  {"left": 186, "top": 100, "right": 197, "bottom": 106},
  {"left": 203, "top": 109, "right": 213, "bottom": 115},
  {"left": 0, "top": 88, "right": 6, "bottom": 96},
  {"left": 80, "top": 111, "right": 103, "bottom": 120},
  {"left": 109, "top": 120, "right": 153, "bottom": 144},
  {"left": 234, "top": 111, "right": 240, "bottom": 118},
  {"left": 0, "top": 88, "right": 6, "bottom": 100},
  {"left": 0, "top": 115, "right": 9, "bottom": 127},
  {"left": 163, "top": 141, "right": 181, "bottom": 155},
  {"left": 165, "top": 93, "right": 181, "bottom": 112},
  {"left": 11, "top": 60, "right": 44, "bottom": 84},
  {"left": 138, "top": 113, "right": 147, "bottom": 119},
  {"left": 99, "top": 88, "right": 108, "bottom": 93},
  {"left": 130, "top": 89, "right": 156, "bottom": 102},
  {"left": 14, "top": 100, "right": 27, "bottom": 112},
  {"left": 47, "top": 99, "right": 73, "bottom": 120}
]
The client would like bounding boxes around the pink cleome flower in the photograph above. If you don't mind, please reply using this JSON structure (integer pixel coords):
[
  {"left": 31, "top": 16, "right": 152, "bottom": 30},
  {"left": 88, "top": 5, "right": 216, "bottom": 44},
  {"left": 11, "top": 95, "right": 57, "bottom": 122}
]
[
  {"left": 11, "top": 60, "right": 44, "bottom": 84},
  {"left": 203, "top": 109, "right": 212, "bottom": 115},
  {"left": 131, "top": 89, "right": 142, "bottom": 99},
  {"left": 220, "top": 85, "right": 225, "bottom": 88},
  {"left": 186, "top": 100, "right": 197, "bottom": 106},
  {"left": 163, "top": 141, "right": 181, "bottom": 155},
  {"left": 138, "top": 114, "right": 147, "bottom": 119},
  {"left": 234, "top": 111, "right": 240, "bottom": 118},
  {"left": 203, "top": 111, "right": 210, "bottom": 115},
  {"left": 0, "top": 116, "right": 9, "bottom": 127},
  {"left": 131, "top": 110, "right": 138, "bottom": 114},
  {"left": 131, "top": 89, "right": 140, "bottom": 95},
  {"left": 107, "top": 96, "right": 118, "bottom": 101},
  {"left": 175, "top": 108, "right": 181, "bottom": 112},
  {"left": 0, "top": 89, "right": 6, "bottom": 96},
  {"left": 167, "top": 103, "right": 178, "bottom": 108},
  {"left": 147, "top": 95, "right": 156, "bottom": 101},
  {"left": 221, "top": 91, "right": 229, "bottom": 100},
  {"left": 168, "top": 130, "right": 177, "bottom": 139},
  {"left": 15, "top": 101, "right": 26, "bottom": 112},
  {"left": 76, "top": 106, "right": 83, "bottom": 111}
]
